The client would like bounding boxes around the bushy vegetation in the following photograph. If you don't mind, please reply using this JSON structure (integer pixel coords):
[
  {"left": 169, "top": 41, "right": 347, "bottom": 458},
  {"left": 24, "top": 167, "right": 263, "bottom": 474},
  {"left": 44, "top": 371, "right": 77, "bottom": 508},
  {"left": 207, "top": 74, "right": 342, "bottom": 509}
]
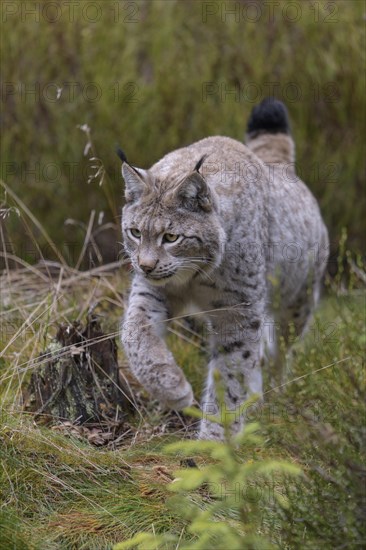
[
  {"left": 116, "top": 392, "right": 303, "bottom": 550},
  {"left": 2, "top": 0, "right": 365, "bottom": 259}
]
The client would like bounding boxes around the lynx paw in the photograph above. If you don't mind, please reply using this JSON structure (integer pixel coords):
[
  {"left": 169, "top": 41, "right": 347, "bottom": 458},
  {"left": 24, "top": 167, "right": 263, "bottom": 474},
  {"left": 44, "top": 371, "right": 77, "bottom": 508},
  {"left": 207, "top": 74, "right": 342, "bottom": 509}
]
[
  {"left": 198, "top": 420, "right": 225, "bottom": 441},
  {"left": 163, "top": 381, "right": 194, "bottom": 410},
  {"left": 149, "top": 363, "right": 194, "bottom": 410}
]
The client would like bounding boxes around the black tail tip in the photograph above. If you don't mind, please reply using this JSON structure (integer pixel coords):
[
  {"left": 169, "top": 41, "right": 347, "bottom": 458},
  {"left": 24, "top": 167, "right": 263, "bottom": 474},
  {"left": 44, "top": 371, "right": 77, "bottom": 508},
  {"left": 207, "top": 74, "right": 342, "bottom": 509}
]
[{"left": 247, "top": 98, "right": 290, "bottom": 136}]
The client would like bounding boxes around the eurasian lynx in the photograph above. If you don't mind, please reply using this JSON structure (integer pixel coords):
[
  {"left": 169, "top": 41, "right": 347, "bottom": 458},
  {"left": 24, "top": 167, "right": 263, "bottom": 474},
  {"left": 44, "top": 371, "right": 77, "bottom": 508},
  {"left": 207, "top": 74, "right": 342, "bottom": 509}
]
[{"left": 120, "top": 99, "right": 329, "bottom": 439}]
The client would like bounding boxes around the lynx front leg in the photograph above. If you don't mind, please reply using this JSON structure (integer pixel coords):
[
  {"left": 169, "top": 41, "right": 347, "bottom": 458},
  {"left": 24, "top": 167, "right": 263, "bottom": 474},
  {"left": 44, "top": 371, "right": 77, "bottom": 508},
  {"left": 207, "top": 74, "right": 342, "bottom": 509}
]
[
  {"left": 199, "top": 310, "right": 263, "bottom": 440},
  {"left": 121, "top": 278, "right": 193, "bottom": 409}
]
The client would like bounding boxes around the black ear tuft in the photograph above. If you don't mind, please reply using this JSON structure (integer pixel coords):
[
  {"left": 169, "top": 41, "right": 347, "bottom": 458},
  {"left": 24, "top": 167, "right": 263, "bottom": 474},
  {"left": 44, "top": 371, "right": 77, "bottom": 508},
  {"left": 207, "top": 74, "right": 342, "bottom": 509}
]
[
  {"left": 194, "top": 154, "right": 208, "bottom": 173},
  {"left": 247, "top": 98, "right": 290, "bottom": 136},
  {"left": 116, "top": 146, "right": 128, "bottom": 163},
  {"left": 116, "top": 146, "right": 143, "bottom": 177}
]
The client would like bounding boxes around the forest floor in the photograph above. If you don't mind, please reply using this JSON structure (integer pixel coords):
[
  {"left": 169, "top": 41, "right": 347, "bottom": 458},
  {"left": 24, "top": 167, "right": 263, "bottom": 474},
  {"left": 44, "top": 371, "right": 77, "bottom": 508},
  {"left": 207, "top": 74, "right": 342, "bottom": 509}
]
[{"left": 0, "top": 260, "right": 365, "bottom": 549}]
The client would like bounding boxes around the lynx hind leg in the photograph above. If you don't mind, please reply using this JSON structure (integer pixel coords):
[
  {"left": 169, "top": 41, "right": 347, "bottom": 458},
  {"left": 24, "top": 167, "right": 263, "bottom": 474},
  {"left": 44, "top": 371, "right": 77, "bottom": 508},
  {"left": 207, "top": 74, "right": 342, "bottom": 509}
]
[
  {"left": 287, "top": 274, "right": 323, "bottom": 342},
  {"left": 260, "top": 312, "right": 286, "bottom": 389},
  {"left": 272, "top": 283, "right": 320, "bottom": 384},
  {"left": 260, "top": 312, "right": 278, "bottom": 365}
]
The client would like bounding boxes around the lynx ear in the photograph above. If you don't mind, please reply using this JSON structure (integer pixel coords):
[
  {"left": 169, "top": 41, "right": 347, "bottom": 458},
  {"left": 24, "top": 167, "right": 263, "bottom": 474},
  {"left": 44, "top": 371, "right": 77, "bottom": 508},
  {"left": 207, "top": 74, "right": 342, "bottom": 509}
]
[
  {"left": 177, "top": 172, "right": 212, "bottom": 212},
  {"left": 121, "top": 163, "right": 148, "bottom": 203}
]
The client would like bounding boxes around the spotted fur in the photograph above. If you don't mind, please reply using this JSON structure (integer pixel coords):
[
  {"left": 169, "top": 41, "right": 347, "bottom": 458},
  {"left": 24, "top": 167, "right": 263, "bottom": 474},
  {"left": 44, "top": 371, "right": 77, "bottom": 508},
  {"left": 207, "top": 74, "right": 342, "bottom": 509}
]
[{"left": 120, "top": 99, "right": 329, "bottom": 439}]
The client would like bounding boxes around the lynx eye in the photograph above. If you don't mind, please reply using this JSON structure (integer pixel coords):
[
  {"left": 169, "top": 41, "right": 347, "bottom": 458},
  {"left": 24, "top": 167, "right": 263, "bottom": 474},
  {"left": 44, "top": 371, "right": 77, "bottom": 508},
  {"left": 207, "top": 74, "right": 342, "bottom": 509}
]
[
  {"left": 163, "top": 233, "right": 179, "bottom": 243},
  {"left": 129, "top": 228, "right": 141, "bottom": 239}
]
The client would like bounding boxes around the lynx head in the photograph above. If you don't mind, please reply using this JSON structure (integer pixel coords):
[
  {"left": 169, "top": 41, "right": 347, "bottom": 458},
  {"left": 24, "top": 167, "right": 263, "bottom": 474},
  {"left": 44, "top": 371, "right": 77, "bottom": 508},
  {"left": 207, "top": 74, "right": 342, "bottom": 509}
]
[{"left": 120, "top": 153, "right": 225, "bottom": 287}]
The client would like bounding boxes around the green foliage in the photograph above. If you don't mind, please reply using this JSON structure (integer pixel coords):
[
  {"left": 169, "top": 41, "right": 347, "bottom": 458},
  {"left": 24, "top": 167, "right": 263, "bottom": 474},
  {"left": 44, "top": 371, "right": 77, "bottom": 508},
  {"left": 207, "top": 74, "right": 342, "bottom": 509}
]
[
  {"left": 2, "top": 0, "right": 365, "bottom": 257},
  {"left": 267, "top": 289, "right": 366, "bottom": 548},
  {"left": 115, "top": 394, "right": 302, "bottom": 549}
]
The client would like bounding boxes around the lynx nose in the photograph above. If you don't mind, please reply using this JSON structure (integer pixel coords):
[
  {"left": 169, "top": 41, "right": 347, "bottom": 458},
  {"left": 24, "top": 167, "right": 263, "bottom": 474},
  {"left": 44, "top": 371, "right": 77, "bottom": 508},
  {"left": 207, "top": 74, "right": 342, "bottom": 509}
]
[{"left": 139, "top": 258, "right": 158, "bottom": 274}]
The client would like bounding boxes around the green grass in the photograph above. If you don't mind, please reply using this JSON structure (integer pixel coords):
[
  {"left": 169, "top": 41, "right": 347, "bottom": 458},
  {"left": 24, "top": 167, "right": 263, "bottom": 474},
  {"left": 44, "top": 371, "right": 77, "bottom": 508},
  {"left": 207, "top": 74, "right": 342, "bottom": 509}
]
[{"left": 0, "top": 254, "right": 365, "bottom": 548}]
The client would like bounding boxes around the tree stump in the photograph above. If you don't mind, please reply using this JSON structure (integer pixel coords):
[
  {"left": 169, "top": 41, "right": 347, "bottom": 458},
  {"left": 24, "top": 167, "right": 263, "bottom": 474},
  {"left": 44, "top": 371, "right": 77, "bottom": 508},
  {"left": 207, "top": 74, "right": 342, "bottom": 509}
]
[{"left": 23, "top": 315, "right": 133, "bottom": 428}]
